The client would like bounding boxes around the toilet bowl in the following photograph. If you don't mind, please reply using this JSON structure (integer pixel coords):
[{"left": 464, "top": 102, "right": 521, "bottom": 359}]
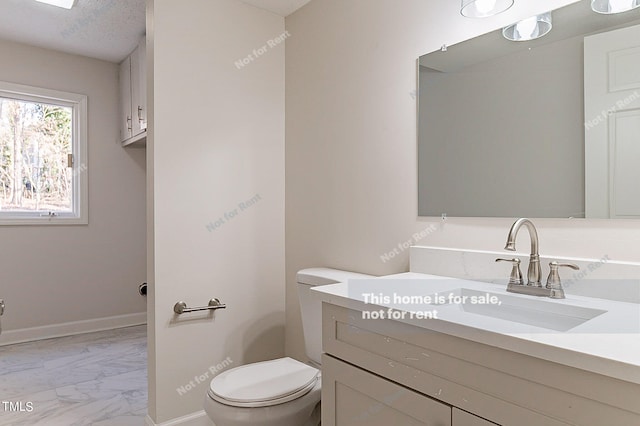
[{"left": 203, "top": 268, "right": 374, "bottom": 426}]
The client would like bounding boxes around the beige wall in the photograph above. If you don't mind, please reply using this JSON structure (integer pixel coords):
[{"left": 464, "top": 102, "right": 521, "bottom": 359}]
[
  {"left": 148, "top": 0, "right": 285, "bottom": 423},
  {"left": 0, "top": 39, "right": 146, "bottom": 340},
  {"left": 284, "top": 0, "right": 640, "bottom": 361}
]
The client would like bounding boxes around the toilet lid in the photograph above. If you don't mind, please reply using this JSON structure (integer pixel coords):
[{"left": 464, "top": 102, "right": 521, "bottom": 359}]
[{"left": 209, "top": 357, "right": 319, "bottom": 408}]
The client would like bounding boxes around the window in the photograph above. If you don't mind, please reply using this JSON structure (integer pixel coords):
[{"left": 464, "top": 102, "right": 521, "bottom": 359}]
[{"left": 0, "top": 81, "right": 87, "bottom": 225}]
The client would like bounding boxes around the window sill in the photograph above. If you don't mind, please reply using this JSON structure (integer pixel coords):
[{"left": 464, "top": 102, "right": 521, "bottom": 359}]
[{"left": 0, "top": 216, "right": 88, "bottom": 226}]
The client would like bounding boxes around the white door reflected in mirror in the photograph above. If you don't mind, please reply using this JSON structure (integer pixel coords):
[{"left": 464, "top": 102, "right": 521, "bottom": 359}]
[{"left": 584, "top": 24, "right": 640, "bottom": 219}]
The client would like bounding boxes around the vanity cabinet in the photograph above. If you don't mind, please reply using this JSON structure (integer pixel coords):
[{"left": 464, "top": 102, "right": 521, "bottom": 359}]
[
  {"left": 119, "top": 37, "right": 147, "bottom": 146},
  {"left": 321, "top": 303, "right": 640, "bottom": 426},
  {"left": 323, "top": 354, "right": 451, "bottom": 425}
]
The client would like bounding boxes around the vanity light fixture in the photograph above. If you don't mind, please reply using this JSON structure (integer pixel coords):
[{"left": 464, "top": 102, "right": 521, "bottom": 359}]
[
  {"left": 461, "top": 0, "right": 514, "bottom": 18},
  {"left": 591, "top": 0, "right": 640, "bottom": 14},
  {"left": 503, "top": 12, "right": 553, "bottom": 41},
  {"left": 35, "top": 0, "right": 77, "bottom": 9}
]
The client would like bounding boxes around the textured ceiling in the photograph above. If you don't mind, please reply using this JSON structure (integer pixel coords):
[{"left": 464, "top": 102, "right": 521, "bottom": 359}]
[
  {"left": 240, "top": 0, "right": 312, "bottom": 16},
  {"left": 0, "top": 0, "right": 310, "bottom": 64},
  {"left": 0, "top": 0, "right": 146, "bottom": 63}
]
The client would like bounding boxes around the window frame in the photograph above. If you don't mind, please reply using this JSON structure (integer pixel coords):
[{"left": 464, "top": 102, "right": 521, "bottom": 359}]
[{"left": 0, "top": 81, "right": 88, "bottom": 225}]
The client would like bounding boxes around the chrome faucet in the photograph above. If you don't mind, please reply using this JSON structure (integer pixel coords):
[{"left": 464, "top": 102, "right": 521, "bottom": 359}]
[
  {"left": 497, "top": 218, "right": 579, "bottom": 299},
  {"left": 504, "top": 218, "right": 541, "bottom": 287}
]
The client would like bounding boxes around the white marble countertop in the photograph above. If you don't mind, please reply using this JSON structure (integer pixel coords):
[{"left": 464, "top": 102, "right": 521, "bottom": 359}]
[{"left": 312, "top": 272, "right": 640, "bottom": 384}]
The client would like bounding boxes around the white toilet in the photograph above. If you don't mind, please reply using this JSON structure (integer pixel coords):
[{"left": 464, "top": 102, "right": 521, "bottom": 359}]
[{"left": 203, "top": 268, "right": 373, "bottom": 426}]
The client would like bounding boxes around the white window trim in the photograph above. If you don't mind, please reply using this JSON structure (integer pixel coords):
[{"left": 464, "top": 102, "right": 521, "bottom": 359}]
[{"left": 0, "top": 81, "right": 88, "bottom": 226}]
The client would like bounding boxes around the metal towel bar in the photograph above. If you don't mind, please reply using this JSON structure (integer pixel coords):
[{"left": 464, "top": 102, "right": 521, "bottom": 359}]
[{"left": 173, "top": 298, "right": 226, "bottom": 315}]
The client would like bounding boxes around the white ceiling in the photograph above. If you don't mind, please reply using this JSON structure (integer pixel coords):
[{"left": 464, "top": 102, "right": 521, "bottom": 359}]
[
  {"left": 0, "top": 0, "right": 309, "bottom": 64},
  {"left": 0, "top": 0, "right": 146, "bottom": 63},
  {"left": 240, "top": 0, "right": 312, "bottom": 16}
]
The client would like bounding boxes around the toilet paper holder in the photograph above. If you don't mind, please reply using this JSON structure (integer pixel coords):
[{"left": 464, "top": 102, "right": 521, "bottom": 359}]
[{"left": 173, "top": 298, "right": 226, "bottom": 315}]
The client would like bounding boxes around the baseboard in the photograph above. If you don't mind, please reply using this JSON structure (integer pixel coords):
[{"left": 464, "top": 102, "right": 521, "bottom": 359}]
[
  {"left": 0, "top": 312, "right": 147, "bottom": 346},
  {"left": 145, "top": 411, "right": 212, "bottom": 426}
]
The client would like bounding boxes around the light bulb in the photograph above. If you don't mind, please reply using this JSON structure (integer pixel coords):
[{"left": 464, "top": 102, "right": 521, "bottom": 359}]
[
  {"left": 503, "top": 12, "right": 552, "bottom": 42},
  {"left": 462, "top": 0, "right": 513, "bottom": 18},
  {"left": 515, "top": 16, "right": 538, "bottom": 40},
  {"left": 608, "top": 0, "right": 635, "bottom": 12},
  {"left": 591, "top": 0, "right": 640, "bottom": 14},
  {"left": 475, "top": 0, "right": 498, "bottom": 14}
]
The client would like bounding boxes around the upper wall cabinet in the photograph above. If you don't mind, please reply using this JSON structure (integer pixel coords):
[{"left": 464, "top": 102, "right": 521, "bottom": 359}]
[{"left": 120, "top": 37, "right": 147, "bottom": 147}]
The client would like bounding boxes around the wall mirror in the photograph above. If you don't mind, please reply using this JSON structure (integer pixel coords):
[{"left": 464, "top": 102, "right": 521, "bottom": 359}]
[{"left": 418, "top": 0, "right": 640, "bottom": 218}]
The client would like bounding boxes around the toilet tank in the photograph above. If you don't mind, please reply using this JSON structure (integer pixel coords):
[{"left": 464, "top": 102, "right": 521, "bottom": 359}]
[{"left": 297, "top": 268, "right": 375, "bottom": 366}]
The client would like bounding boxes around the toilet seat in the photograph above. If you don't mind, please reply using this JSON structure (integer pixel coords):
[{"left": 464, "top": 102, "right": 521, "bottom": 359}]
[{"left": 208, "top": 357, "right": 320, "bottom": 408}]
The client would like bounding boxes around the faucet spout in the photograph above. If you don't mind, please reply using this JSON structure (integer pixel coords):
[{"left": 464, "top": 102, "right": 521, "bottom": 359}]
[{"left": 504, "top": 218, "right": 541, "bottom": 286}]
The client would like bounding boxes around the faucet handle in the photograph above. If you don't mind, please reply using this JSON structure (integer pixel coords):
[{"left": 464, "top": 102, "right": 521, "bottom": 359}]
[
  {"left": 496, "top": 258, "right": 524, "bottom": 286},
  {"left": 546, "top": 261, "right": 579, "bottom": 299}
]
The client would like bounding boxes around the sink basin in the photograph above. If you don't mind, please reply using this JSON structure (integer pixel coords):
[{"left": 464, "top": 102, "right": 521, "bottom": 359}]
[{"left": 430, "top": 288, "right": 607, "bottom": 332}]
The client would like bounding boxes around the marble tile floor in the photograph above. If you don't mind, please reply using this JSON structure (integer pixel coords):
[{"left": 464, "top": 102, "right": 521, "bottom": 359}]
[{"left": 0, "top": 325, "right": 147, "bottom": 426}]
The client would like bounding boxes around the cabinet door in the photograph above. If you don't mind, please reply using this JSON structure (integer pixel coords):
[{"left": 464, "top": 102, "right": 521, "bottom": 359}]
[
  {"left": 130, "top": 39, "right": 147, "bottom": 136},
  {"left": 453, "top": 408, "right": 499, "bottom": 426},
  {"left": 137, "top": 38, "right": 147, "bottom": 131},
  {"left": 130, "top": 46, "right": 146, "bottom": 136},
  {"left": 119, "top": 56, "right": 132, "bottom": 141},
  {"left": 322, "top": 355, "right": 451, "bottom": 426}
]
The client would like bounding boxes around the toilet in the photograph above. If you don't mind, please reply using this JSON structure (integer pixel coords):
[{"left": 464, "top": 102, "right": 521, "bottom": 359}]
[{"left": 203, "top": 268, "right": 373, "bottom": 426}]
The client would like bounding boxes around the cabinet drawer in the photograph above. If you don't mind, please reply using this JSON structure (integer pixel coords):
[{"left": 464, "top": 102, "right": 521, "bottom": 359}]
[{"left": 322, "top": 354, "right": 451, "bottom": 426}]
